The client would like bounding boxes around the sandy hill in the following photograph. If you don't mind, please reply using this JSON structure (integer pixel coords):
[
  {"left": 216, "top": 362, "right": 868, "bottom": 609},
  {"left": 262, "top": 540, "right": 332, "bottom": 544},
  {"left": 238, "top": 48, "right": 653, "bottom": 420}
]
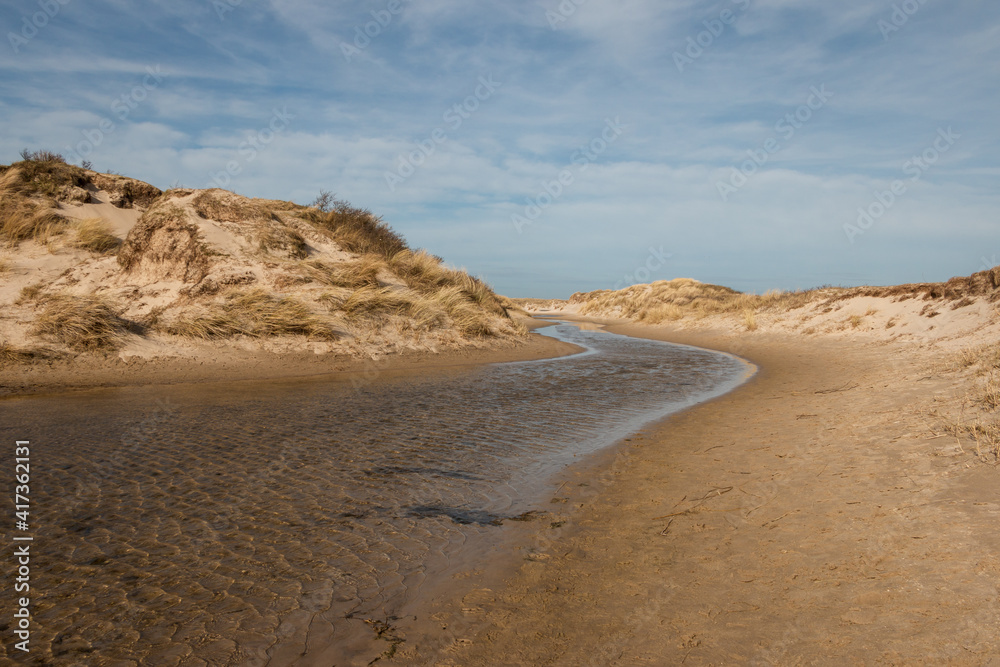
[
  {"left": 0, "top": 153, "right": 525, "bottom": 370},
  {"left": 539, "top": 270, "right": 1000, "bottom": 349}
]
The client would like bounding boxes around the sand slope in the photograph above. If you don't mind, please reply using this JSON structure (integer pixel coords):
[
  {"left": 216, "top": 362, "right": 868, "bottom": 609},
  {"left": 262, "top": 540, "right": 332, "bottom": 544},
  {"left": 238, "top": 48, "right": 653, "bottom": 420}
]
[{"left": 1, "top": 158, "right": 528, "bottom": 393}]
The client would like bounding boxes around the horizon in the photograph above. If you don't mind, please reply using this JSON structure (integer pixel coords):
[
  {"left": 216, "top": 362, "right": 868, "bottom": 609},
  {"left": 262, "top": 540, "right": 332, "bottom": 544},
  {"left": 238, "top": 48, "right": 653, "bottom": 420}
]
[{"left": 2, "top": 1, "right": 998, "bottom": 299}]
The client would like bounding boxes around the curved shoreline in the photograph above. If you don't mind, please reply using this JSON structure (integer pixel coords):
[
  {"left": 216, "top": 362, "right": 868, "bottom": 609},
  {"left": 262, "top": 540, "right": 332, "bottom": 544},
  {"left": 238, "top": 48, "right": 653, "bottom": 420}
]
[{"left": 389, "top": 319, "right": 1000, "bottom": 665}]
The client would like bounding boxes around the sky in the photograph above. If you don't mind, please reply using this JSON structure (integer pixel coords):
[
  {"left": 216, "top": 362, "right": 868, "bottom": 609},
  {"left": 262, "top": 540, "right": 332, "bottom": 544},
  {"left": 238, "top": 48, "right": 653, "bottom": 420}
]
[{"left": 1, "top": 0, "right": 998, "bottom": 298}]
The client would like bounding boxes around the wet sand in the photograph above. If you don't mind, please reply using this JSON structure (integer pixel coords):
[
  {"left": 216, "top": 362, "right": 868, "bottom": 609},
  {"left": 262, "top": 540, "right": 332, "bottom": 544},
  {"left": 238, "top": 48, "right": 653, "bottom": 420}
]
[{"left": 397, "top": 321, "right": 1000, "bottom": 665}]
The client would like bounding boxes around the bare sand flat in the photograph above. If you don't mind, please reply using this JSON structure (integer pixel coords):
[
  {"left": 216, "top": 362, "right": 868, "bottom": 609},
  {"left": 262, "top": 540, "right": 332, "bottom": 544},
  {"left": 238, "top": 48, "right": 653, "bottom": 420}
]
[{"left": 395, "top": 322, "right": 1000, "bottom": 666}]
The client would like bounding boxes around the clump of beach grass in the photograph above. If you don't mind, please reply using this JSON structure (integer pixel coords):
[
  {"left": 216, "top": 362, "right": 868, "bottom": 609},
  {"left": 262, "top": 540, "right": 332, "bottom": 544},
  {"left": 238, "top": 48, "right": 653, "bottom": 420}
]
[
  {"left": 0, "top": 342, "right": 63, "bottom": 363},
  {"left": 304, "top": 198, "right": 408, "bottom": 259},
  {"left": 338, "top": 285, "right": 446, "bottom": 330},
  {"left": 167, "top": 289, "right": 340, "bottom": 340},
  {"left": 258, "top": 225, "right": 308, "bottom": 259},
  {"left": 947, "top": 344, "right": 1000, "bottom": 463},
  {"left": 0, "top": 198, "right": 67, "bottom": 246},
  {"left": 16, "top": 283, "right": 46, "bottom": 304},
  {"left": 73, "top": 217, "right": 121, "bottom": 254},
  {"left": 31, "top": 293, "right": 131, "bottom": 351},
  {"left": 304, "top": 256, "right": 385, "bottom": 289}
]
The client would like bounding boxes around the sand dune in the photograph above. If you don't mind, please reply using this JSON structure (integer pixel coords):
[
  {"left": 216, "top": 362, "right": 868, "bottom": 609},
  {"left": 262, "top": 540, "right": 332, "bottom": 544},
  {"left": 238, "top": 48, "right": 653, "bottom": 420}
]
[{"left": 0, "top": 156, "right": 531, "bottom": 394}]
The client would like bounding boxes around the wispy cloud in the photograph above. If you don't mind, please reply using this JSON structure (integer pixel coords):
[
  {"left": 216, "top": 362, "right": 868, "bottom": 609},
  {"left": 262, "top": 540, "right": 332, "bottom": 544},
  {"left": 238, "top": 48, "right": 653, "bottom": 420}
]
[{"left": 1, "top": 0, "right": 998, "bottom": 296}]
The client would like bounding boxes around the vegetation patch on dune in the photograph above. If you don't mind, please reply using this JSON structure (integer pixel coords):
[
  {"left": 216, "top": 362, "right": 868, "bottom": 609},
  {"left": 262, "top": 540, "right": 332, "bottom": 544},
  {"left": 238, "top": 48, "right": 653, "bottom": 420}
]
[
  {"left": 0, "top": 342, "right": 64, "bottom": 363},
  {"left": 118, "top": 204, "right": 210, "bottom": 282},
  {"left": 74, "top": 218, "right": 121, "bottom": 254},
  {"left": 304, "top": 196, "right": 408, "bottom": 259},
  {"left": 2, "top": 150, "right": 91, "bottom": 199},
  {"left": 31, "top": 293, "right": 132, "bottom": 351},
  {"left": 571, "top": 278, "right": 820, "bottom": 324},
  {"left": 166, "top": 289, "right": 341, "bottom": 340},
  {"left": 0, "top": 198, "right": 66, "bottom": 246},
  {"left": 258, "top": 225, "right": 308, "bottom": 259},
  {"left": 571, "top": 268, "right": 1000, "bottom": 327},
  {"left": 950, "top": 344, "right": 1000, "bottom": 462},
  {"left": 0, "top": 151, "right": 163, "bottom": 248},
  {"left": 835, "top": 267, "right": 1000, "bottom": 303}
]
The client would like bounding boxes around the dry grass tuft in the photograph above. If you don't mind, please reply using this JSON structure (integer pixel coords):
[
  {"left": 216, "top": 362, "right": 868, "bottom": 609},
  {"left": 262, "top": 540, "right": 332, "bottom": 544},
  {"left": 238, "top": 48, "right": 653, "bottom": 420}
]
[
  {"left": 167, "top": 289, "right": 340, "bottom": 340},
  {"left": 74, "top": 218, "right": 121, "bottom": 254},
  {"left": 0, "top": 342, "right": 64, "bottom": 364},
  {"left": 31, "top": 293, "right": 131, "bottom": 351},
  {"left": 638, "top": 303, "right": 684, "bottom": 324},
  {"left": 258, "top": 226, "right": 308, "bottom": 259},
  {"left": 16, "top": 283, "right": 45, "bottom": 304},
  {"left": 305, "top": 199, "right": 408, "bottom": 258},
  {"left": 388, "top": 250, "right": 509, "bottom": 318},
  {"left": 0, "top": 199, "right": 67, "bottom": 246},
  {"left": 849, "top": 314, "right": 864, "bottom": 329},
  {"left": 743, "top": 308, "right": 758, "bottom": 331},
  {"left": 304, "top": 256, "right": 385, "bottom": 289},
  {"left": 6, "top": 153, "right": 90, "bottom": 198},
  {"left": 338, "top": 285, "right": 445, "bottom": 330},
  {"left": 0, "top": 155, "right": 98, "bottom": 246},
  {"left": 949, "top": 344, "right": 1000, "bottom": 463}
]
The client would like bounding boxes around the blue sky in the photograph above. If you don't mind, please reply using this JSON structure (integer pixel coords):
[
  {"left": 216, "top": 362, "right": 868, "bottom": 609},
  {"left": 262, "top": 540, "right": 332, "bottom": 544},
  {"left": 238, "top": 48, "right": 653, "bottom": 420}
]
[{"left": 2, "top": 0, "right": 998, "bottom": 298}]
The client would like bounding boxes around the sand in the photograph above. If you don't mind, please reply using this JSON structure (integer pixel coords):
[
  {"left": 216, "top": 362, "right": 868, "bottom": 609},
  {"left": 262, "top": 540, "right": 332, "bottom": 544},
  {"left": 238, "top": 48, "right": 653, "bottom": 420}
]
[
  {"left": 388, "top": 320, "right": 1000, "bottom": 666},
  {"left": 0, "top": 319, "right": 578, "bottom": 398}
]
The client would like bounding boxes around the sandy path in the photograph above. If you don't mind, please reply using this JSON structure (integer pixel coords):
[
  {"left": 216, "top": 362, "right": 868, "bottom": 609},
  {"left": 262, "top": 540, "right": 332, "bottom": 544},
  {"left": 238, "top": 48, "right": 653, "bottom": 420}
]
[{"left": 399, "top": 323, "right": 1000, "bottom": 666}]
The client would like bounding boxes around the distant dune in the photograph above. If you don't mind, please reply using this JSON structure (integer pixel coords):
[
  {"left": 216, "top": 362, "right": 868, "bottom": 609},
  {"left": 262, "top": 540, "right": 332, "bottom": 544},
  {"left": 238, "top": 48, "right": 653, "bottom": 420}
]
[
  {"left": 0, "top": 154, "right": 528, "bottom": 378},
  {"left": 520, "top": 267, "right": 1000, "bottom": 347}
]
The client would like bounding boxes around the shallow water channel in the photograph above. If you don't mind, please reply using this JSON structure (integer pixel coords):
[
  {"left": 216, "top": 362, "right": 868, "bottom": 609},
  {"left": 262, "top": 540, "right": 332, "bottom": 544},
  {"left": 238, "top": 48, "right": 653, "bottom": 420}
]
[{"left": 0, "top": 322, "right": 751, "bottom": 665}]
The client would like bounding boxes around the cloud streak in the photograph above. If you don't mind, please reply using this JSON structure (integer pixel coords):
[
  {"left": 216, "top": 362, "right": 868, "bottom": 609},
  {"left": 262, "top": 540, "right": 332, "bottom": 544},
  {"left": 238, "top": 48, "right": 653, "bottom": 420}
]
[{"left": 1, "top": 0, "right": 998, "bottom": 297}]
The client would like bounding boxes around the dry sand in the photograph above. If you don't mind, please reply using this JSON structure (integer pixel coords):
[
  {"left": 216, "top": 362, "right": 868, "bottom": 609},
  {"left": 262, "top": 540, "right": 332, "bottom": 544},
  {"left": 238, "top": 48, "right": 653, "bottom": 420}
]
[{"left": 387, "top": 319, "right": 1000, "bottom": 666}]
